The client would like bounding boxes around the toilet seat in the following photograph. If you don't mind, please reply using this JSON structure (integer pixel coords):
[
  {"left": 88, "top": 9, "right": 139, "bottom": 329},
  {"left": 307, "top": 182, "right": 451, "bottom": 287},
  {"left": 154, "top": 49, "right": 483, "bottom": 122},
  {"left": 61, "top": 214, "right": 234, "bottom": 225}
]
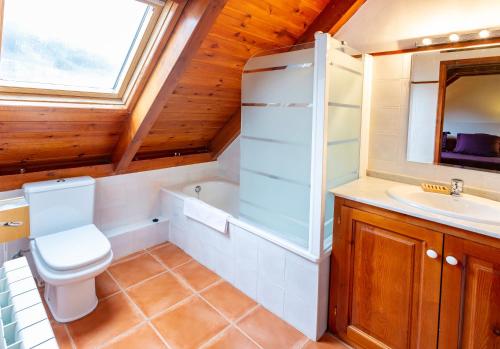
[
  {"left": 31, "top": 224, "right": 113, "bottom": 287},
  {"left": 35, "top": 224, "right": 111, "bottom": 271}
]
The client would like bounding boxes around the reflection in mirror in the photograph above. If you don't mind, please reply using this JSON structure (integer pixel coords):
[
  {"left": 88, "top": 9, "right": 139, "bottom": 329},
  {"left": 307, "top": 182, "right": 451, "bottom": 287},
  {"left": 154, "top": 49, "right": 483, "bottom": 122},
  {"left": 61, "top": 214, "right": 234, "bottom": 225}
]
[
  {"left": 438, "top": 59, "right": 500, "bottom": 171},
  {"left": 407, "top": 49, "right": 500, "bottom": 172}
]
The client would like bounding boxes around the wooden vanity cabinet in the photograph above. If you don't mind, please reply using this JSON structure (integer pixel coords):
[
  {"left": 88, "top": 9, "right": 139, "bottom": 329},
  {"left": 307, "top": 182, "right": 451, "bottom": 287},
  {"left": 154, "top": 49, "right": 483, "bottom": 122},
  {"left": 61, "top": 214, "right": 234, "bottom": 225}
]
[
  {"left": 439, "top": 235, "right": 500, "bottom": 348},
  {"left": 329, "top": 198, "right": 500, "bottom": 349}
]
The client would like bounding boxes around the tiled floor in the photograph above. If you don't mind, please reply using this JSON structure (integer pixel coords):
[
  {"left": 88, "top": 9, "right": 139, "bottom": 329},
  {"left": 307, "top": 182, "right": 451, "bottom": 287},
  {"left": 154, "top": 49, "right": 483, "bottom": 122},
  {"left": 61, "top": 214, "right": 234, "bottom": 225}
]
[{"left": 46, "top": 242, "right": 350, "bottom": 349}]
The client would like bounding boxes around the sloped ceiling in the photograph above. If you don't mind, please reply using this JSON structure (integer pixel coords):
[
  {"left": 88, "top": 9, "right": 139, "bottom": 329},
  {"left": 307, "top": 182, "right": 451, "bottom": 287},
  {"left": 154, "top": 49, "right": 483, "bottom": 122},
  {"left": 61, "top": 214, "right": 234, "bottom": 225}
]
[
  {"left": 138, "top": 0, "right": 330, "bottom": 157},
  {"left": 335, "top": 0, "right": 500, "bottom": 53},
  {"left": 0, "top": 0, "right": 330, "bottom": 178}
]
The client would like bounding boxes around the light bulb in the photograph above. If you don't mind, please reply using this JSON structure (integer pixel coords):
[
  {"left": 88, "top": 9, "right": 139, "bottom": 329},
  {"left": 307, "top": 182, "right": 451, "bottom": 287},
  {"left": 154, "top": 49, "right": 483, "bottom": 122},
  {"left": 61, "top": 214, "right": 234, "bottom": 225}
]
[
  {"left": 422, "top": 38, "right": 432, "bottom": 46},
  {"left": 479, "top": 29, "right": 490, "bottom": 38},
  {"left": 449, "top": 33, "right": 460, "bottom": 42}
]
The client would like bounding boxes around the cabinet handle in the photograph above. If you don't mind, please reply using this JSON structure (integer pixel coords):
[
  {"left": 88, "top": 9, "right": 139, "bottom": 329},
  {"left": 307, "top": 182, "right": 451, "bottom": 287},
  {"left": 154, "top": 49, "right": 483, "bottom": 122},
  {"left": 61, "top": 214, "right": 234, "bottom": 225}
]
[
  {"left": 494, "top": 327, "right": 500, "bottom": 336},
  {"left": 445, "top": 256, "right": 459, "bottom": 266},
  {"left": 1, "top": 221, "right": 23, "bottom": 227},
  {"left": 426, "top": 249, "right": 438, "bottom": 259}
]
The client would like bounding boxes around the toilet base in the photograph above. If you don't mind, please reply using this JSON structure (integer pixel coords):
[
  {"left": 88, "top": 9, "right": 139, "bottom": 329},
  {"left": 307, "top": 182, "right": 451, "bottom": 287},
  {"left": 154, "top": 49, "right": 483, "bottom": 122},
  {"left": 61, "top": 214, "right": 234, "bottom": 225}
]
[{"left": 44, "top": 278, "right": 98, "bottom": 323}]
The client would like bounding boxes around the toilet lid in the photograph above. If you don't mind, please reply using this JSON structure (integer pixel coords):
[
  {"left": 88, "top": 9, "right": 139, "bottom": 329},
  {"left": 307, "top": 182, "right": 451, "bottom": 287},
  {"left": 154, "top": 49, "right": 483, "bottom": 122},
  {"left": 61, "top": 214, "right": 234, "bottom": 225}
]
[{"left": 35, "top": 224, "right": 111, "bottom": 271}]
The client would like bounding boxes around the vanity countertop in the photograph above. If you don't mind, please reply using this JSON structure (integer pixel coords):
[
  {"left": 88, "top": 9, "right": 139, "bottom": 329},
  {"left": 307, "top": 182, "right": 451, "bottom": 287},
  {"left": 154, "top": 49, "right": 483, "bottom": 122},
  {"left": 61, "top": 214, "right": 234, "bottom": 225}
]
[
  {"left": 0, "top": 197, "right": 28, "bottom": 212},
  {"left": 330, "top": 176, "right": 500, "bottom": 240}
]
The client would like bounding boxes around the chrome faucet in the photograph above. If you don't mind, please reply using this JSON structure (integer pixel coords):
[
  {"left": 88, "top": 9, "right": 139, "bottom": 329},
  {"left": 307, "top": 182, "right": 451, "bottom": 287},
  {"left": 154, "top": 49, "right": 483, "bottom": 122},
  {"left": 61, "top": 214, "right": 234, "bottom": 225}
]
[{"left": 450, "top": 179, "right": 464, "bottom": 197}]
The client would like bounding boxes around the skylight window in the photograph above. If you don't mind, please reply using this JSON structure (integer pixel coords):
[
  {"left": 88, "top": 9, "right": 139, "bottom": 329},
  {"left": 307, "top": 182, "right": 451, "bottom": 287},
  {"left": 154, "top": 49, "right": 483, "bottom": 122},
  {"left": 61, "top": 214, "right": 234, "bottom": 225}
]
[{"left": 0, "top": 0, "right": 168, "bottom": 97}]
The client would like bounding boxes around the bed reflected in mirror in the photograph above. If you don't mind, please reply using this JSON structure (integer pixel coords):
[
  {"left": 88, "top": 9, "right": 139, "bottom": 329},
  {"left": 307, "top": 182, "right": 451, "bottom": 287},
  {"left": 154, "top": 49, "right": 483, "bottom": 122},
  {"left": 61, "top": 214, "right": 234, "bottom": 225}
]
[{"left": 407, "top": 50, "right": 500, "bottom": 172}]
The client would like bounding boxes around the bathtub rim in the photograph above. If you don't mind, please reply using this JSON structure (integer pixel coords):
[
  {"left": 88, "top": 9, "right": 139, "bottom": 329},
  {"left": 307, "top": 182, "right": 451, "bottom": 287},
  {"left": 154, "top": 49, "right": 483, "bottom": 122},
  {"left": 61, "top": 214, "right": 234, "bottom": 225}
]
[{"left": 161, "top": 179, "right": 331, "bottom": 264}]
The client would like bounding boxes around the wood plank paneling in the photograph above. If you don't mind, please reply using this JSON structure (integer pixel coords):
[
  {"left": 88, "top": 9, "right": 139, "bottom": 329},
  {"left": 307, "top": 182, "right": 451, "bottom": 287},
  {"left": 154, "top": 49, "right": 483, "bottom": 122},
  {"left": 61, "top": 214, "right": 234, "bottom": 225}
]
[
  {"left": 0, "top": 153, "right": 213, "bottom": 191},
  {"left": 0, "top": 0, "right": 343, "bottom": 183},
  {"left": 112, "top": 0, "right": 229, "bottom": 172},
  {"left": 139, "top": 0, "right": 331, "bottom": 158}
]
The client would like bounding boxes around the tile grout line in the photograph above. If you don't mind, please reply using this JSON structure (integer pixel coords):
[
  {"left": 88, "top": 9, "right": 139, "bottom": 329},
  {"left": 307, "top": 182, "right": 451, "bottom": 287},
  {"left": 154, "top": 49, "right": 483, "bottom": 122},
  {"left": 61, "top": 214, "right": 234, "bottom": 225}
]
[
  {"left": 62, "top": 322, "right": 78, "bottom": 349},
  {"left": 145, "top": 248, "right": 267, "bottom": 349},
  {"left": 56, "top": 242, "right": 319, "bottom": 349},
  {"left": 100, "top": 259, "right": 175, "bottom": 349},
  {"left": 144, "top": 249, "right": 262, "bottom": 348}
]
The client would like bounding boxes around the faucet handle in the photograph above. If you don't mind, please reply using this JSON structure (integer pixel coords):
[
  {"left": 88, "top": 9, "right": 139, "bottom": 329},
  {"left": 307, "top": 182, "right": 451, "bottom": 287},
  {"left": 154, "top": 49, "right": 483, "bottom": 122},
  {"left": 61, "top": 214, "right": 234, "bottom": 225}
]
[{"left": 451, "top": 178, "right": 464, "bottom": 196}]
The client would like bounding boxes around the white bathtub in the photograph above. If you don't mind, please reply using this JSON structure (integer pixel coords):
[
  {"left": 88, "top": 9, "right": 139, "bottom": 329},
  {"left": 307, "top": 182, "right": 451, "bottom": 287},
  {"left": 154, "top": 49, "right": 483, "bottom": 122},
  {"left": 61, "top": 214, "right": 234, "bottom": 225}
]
[
  {"left": 180, "top": 180, "right": 240, "bottom": 217},
  {"left": 161, "top": 178, "right": 330, "bottom": 340}
]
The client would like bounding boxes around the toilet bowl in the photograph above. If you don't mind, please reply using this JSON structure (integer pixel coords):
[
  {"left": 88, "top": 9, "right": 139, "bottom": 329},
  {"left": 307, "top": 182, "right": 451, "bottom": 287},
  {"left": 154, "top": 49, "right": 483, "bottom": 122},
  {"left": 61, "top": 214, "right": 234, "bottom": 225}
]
[
  {"left": 30, "top": 224, "right": 113, "bottom": 322},
  {"left": 23, "top": 177, "right": 113, "bottom": 322}
]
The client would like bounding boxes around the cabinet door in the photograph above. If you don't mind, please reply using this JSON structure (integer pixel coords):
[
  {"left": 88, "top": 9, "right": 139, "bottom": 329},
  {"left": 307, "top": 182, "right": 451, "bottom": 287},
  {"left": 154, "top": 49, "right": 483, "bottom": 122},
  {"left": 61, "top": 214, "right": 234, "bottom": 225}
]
[
  {"left": 331, "top": 206, "right": 443, "bottom": 349},
  {"left": 439, "top": 235, "right": 500, "bottom": 349}
]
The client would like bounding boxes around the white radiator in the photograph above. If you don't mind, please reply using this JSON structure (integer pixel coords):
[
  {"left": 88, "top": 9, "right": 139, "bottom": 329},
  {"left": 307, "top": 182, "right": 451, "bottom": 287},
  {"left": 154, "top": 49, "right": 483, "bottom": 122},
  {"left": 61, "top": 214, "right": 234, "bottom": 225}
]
[{"left": 0, "top": 257, "right": 57, "bottom": 349}]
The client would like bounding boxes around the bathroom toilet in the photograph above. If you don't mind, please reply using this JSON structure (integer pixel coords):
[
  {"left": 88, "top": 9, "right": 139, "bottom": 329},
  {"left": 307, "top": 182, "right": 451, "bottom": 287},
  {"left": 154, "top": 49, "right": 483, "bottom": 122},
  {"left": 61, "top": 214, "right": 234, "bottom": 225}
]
[{"left": 23, "top": 176, "right": 113, "bottom": 323}]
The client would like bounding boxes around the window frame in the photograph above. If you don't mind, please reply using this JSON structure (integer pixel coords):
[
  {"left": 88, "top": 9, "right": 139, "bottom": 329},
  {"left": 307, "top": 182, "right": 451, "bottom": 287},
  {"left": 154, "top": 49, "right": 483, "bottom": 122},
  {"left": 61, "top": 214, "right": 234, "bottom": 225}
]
[{"left": 0, "top": 0, "right": 177, "bottom": 107}]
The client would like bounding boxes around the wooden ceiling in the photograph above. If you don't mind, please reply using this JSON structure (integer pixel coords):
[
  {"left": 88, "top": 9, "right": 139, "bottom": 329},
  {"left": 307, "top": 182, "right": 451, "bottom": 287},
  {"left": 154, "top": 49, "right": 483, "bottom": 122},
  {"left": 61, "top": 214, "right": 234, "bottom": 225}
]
[
  {"left": 137, "top": 0, "right": 332, "bottom": 158},
  {"left": 0, "top": 0, "right": 365, "bottom": 189}
]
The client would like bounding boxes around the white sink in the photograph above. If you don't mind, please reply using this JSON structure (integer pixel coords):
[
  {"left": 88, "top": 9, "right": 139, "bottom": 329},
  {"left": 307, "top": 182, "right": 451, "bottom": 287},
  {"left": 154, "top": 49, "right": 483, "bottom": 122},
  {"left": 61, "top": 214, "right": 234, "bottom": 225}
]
[{"left": 387, "top": 185, "right": 500, "bottom": 226}]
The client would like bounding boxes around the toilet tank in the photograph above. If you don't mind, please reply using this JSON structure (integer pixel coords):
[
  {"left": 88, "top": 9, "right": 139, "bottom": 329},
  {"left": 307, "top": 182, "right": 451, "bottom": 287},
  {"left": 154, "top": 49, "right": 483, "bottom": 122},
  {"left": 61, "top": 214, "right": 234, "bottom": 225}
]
[{"left": 23, "top": 176, "right": 96, "bottom": 238}]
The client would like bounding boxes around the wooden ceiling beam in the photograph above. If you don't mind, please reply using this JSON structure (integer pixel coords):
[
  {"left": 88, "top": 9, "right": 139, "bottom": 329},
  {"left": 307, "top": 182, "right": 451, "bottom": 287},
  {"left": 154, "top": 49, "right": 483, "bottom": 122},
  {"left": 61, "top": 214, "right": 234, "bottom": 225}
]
[
  {"left": 112, "top": 0, "right": 228, "bottom": 173},
  {"left": 296, "top": 0, "right": 367, "bottom": 44},
  {"left": 207, "top": 0, "right": 368, "bottom": 159},
  {"left": 0, "top": 153, "right": 214, "bottom": 191}
]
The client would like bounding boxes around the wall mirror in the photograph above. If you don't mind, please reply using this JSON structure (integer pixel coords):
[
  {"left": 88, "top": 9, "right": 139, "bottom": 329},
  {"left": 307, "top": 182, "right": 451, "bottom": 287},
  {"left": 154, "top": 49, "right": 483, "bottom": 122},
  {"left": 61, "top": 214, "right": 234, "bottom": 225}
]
[{"left": 407, "top": 47, "right": 500, "bottom": 172}]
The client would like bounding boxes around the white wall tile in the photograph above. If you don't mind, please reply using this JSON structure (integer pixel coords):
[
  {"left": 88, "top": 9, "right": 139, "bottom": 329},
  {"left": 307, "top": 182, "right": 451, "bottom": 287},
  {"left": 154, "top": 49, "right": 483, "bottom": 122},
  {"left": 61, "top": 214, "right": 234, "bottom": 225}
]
[
  {"left": 258, "top": 239, "right": 286, "bottom": 287},
  {"left": 257, "top": 277, "right": 285, "bottom": 317},
  {"left": 368, "top": 53, "right": 500, "bottom": 194},
  {"left": 284, "top": 292, "right": 316, "bottom": 339}
]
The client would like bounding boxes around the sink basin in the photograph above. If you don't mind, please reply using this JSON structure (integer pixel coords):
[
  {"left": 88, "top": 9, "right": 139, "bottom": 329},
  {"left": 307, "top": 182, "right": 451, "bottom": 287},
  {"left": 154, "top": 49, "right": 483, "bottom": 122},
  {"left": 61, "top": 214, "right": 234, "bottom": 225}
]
[{"left": 387, "top": 185, "right": 500, "bottom": 226}]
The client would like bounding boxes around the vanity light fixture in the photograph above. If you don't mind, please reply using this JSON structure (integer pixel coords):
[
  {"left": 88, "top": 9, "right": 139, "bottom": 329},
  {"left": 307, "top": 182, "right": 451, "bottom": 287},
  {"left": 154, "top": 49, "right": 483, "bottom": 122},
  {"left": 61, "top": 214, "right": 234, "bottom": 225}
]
[
  {"left": 422, "top": 38, "right": 432, "bottom": 46},
  {"left": 414, "top": 27, "right": 500, "bottom": 47},
  {"left": 479, "top": 29, "right": 490, "bottom": 38},
  {"left": 449, "top": 33, "right": 460, "bottom": 42}
]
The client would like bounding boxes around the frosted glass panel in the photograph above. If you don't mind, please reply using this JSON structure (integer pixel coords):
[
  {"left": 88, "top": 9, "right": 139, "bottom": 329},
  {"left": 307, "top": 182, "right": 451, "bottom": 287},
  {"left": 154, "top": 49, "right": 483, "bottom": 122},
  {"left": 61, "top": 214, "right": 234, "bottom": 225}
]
[
  {"left": 240, "top": 48, "right": 313, "bottom": 249},
  {"left": 242, "top": 107, "right": 312, "bottom": 144},
  {"left": 240, "top": 171, "right": 310, "bottom": 224},
  {"left": 326, "top": 141, "right": 360, "bottom": 187},
  {"left": 327, "top": 106, "right": 361, "bottom": 142},
  {"left": 240, "top": 137, "right": 310, "bottom": 184},
  {"left": 329, "top": 67, "right": 363, "bottom": 106},
  {"left": 242, "top": 67, "right": 314, "bottom": 104},
  {"left": 324, "top": 48, "right": 363, "bottom": 250}
]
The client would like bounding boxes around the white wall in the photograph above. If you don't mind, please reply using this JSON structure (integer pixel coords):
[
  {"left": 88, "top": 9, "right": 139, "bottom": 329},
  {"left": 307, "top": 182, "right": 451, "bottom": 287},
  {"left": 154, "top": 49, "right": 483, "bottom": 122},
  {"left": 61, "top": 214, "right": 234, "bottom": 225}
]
[
  {"left": 0, "top": 161, "right": 222, "bottom": 263},
  {"left": 335, "top": 0, "right": 500, "bottom": 53},
  {"left": 443, "top": 75, "right": 500, "bottom": 135},
  {"left": 217, "top": 136, "right": 240, "bottom": 183},
  {"left": 369, "top": 54, "right": 500, "bottom": 193}
]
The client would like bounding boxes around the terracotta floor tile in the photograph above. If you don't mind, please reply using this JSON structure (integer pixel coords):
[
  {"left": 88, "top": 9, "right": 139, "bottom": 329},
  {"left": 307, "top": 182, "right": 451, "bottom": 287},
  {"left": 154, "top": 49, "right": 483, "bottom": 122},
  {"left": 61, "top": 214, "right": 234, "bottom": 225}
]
[
  {"left": 102, "top": 324, "right": 167, "bottom": 349},
  {"left": 174, "top": 260, "right": 220, "bottom": 291},
  {"left": 127, "top": 272, "right": 192, "bottom": 317},
  {"left": 152, "top": 296, "right": 228, "bottom": 349},
  {"left": 52, "top": 323, "right": 72, "bottom": 349},
  {"left": 202, "top": 282, "right": 256, "bottom": 321},
  {"left": 96, "top": 272, "right": 121, "bottom": 299},
  {"left": 303, "top": 333, "right": 351, "bottom": 349},
  {"left": 204, "top": 327, "right": 259, "bottom": 349},
  {"left": 150, "top": 244, "right": 191, "bottom": 268},
  {"left": 108, "top": 253, "right": 165, "bottom": 288},
  {"left": 238, "top": 307, "right": 306, "bottom": 349},
  {"left": 67, "top": 293, "right": 143, "bottom": 349}
]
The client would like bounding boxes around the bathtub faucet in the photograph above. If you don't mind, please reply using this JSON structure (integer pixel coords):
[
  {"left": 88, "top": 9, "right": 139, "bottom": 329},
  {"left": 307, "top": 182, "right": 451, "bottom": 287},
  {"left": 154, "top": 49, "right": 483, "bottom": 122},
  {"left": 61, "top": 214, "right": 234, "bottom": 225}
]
[{"left": 195, "top": 185, "right": 201, "bottom": 199}]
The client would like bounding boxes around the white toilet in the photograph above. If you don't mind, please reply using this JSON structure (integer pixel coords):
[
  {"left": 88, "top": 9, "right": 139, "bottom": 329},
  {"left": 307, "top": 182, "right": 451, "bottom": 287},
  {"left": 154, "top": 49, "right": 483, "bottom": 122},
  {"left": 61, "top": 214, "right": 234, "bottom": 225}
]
[{"left": 23, "top": 176, "right": 113, "bottom": 323}]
